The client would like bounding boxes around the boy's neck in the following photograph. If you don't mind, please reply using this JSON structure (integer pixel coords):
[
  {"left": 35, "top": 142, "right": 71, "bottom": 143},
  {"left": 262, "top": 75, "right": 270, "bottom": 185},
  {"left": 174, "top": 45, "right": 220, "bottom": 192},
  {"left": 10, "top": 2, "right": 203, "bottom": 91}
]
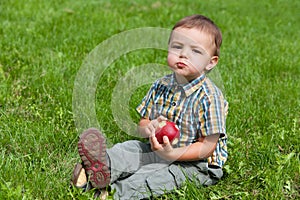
[{"left": 175, "top": 73, "right": 205, "bottom": 84}]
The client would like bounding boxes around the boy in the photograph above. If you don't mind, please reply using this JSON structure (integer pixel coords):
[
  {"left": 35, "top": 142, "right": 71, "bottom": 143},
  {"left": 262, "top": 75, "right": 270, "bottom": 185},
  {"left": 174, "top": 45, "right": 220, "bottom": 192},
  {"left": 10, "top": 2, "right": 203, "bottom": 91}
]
[{"left": 71, "top": 14, "right": 228, "bottom": 199}]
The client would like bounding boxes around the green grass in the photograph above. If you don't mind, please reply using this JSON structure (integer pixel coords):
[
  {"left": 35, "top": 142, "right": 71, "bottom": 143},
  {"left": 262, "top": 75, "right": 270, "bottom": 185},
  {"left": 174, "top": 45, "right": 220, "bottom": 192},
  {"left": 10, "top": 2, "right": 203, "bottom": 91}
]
[{"left": 0, "top": 0, "right": 299, "bottom": 199}]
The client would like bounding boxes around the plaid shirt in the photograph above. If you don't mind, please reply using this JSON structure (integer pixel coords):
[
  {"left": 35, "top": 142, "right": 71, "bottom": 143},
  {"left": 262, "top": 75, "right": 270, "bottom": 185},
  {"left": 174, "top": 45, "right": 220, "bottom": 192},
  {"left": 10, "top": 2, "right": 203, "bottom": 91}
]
[{"left": 136, "top": 73, "right": 228, "bottom": 167}]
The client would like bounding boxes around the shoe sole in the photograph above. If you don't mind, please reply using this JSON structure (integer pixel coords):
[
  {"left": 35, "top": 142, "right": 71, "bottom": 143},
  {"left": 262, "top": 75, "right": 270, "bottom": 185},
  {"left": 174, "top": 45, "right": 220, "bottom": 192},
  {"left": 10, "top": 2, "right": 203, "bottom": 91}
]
[{"left": 78, "top": 128, "right": 110, "bottom": 189}]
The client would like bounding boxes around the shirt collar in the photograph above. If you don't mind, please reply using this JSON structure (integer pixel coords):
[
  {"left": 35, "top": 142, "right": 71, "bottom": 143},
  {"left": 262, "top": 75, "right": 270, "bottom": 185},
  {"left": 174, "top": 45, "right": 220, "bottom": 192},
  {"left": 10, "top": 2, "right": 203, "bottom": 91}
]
[{"left": 182, "top": 74, "right": 206, "bottom": 97}]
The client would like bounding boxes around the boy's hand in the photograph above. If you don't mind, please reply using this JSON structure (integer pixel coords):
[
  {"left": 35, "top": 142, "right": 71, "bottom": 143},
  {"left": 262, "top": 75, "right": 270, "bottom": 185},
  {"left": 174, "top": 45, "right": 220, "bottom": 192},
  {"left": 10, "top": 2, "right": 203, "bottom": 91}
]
[
  {"left": 150, "top": 134, "right": 175, "bottom": 161},
  {"left": 138, "top": 116, "right": 167, "bottom": 138}
]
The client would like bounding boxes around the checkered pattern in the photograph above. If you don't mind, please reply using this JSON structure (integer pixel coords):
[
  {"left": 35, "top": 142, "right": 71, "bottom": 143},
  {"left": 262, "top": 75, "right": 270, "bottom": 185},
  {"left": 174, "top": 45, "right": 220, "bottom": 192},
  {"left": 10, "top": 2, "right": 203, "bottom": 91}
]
[{"left": 136, "top": 73, "right": 228, "bottom": 167}]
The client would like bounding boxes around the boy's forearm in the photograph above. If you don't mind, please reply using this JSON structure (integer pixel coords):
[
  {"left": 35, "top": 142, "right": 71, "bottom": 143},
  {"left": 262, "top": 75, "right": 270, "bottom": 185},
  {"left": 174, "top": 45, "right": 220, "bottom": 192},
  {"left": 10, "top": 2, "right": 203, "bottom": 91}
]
[
  {"left": 176, "top": 142, "right": 215, "bottom": 161},
  {"left": 159, "top": 134, "right": 219, "bottom": 161}
]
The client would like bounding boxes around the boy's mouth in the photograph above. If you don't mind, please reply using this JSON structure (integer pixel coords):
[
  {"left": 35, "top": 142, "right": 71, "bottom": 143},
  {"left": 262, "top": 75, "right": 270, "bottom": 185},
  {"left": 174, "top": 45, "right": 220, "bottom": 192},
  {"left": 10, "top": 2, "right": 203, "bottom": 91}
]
[{"left": 176, "top": 62, "right": 187, "bottom": 68}]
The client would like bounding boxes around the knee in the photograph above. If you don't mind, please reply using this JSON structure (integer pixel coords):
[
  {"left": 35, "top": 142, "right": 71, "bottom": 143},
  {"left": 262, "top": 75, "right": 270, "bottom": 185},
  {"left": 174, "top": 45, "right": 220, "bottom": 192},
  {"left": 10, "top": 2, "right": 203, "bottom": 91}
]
[{"left": 114, "top": 140, "right": 146, "bottom": 152}]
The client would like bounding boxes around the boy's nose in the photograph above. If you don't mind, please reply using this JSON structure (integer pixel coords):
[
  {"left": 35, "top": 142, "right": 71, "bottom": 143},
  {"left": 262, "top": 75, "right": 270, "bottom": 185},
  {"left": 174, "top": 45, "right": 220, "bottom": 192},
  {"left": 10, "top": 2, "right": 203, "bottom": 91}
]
[{"left": 179, "top": 47, "right": 188, "bottom": 58}]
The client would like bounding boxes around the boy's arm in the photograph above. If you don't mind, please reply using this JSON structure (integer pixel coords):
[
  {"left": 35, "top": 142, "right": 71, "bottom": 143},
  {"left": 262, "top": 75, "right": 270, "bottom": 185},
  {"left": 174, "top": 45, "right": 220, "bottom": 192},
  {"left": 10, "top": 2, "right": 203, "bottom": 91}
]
[{"left": 150, "top": 134, "right": 220, "bottom": 161}]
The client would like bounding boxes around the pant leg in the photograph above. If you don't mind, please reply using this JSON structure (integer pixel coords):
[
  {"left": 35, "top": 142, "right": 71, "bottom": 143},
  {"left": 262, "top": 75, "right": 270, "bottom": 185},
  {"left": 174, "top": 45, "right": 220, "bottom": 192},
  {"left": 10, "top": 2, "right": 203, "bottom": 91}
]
[
  {"left": 111, "top": 163, "right": 171, "bottom": 200},
  {"left": 111, "top": 161, "right": 223, "bottom": 200},
  {"left": 179, "top": 161, "right": 223, "bottom": 186},
  {"left": 106, "top": 140, "right": 165, "bottom": 183}
]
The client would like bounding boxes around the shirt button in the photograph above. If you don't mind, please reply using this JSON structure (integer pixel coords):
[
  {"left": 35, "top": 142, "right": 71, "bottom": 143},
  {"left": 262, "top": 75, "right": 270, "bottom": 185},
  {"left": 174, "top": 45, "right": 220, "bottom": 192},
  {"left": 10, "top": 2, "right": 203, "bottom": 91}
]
[{"left": 172, "top": 102, "right": 176, "bottom": 106}]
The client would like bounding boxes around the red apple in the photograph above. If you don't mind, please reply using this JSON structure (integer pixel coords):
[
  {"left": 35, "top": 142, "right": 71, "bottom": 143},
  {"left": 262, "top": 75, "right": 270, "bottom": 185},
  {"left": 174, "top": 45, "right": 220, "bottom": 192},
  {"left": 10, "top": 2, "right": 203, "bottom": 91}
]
[{"left": 155, "top": 121, "right": 180, "bottom": 145}]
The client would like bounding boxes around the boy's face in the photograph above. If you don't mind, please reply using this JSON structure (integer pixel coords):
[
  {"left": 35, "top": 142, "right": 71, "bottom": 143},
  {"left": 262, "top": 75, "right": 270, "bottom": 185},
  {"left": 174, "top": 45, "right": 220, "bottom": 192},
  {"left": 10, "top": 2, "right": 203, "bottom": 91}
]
[{"left": 167, "top": 27, "right": 218, "bottom": 82}]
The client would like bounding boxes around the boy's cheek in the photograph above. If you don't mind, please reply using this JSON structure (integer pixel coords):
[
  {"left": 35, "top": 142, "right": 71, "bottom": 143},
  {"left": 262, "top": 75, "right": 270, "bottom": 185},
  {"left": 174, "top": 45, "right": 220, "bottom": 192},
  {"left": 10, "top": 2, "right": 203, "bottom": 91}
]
[
  {"left": 168, "top": 50, "right": 180, "bottom": 57},
  {"left": 167, "top": 53, "right": 177, "bottom": 66}
]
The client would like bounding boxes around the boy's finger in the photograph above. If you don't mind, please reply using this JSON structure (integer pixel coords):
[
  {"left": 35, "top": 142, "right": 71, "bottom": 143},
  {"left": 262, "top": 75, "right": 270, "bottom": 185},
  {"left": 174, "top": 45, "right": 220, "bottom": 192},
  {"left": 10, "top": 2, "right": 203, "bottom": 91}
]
[
  {"left": 152, "top": 134, "right": 158, "bottom": 143},
  {"left": 163, "top": 136, "right": 173, "bottom": 151},
  {"left": 157, "top": 116, "right": 167, "bottom": 122},
  {"left": 163, "top": 135, "right": 170, "bottom": 144}
]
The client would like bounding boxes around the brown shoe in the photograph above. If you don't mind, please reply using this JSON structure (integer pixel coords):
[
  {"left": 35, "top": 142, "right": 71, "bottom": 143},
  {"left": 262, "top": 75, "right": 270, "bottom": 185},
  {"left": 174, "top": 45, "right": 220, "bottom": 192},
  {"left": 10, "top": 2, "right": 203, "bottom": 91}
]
[{"left": 78, "top": 128, "right": 110, "bottom": 189}]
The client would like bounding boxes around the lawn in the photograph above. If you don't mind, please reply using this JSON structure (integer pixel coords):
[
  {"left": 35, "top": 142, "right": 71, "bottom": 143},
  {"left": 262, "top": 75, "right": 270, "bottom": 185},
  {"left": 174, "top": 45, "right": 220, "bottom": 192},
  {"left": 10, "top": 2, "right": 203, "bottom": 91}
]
[{"left": 0, "top": 0, "right": 299, "bottom": 199}]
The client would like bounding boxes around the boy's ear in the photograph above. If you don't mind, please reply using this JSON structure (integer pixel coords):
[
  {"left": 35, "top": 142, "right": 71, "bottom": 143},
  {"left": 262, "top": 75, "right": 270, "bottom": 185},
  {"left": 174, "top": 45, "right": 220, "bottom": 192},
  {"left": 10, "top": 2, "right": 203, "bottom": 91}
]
[{"left": 205, "top": 56, "right": 219, "bottom": 71}]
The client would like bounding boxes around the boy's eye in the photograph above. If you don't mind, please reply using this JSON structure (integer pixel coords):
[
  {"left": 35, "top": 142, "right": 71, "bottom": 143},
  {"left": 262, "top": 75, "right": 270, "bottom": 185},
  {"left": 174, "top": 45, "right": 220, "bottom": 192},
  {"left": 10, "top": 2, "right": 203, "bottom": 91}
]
[
  {"left": 171, "top": 44, "right": 182, "bottom": 49},
  {"left": 192, "top": 49, "right": 202, "bottom": 54}
]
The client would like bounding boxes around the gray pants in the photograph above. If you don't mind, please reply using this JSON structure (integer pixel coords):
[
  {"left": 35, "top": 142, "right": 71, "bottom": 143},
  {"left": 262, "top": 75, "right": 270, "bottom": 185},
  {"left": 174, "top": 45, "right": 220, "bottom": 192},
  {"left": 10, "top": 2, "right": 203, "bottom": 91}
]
[{"left": 106, "top": 140, "right": 223, "bottom": 200}]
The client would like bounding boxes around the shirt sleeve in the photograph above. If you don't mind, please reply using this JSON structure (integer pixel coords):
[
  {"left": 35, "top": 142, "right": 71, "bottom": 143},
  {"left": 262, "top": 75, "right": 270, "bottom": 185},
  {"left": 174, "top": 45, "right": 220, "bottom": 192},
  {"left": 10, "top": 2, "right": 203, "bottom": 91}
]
[
  {"left": 136, "top": 82, "right": 157, "bottom": 119},
  {"left": 199, "top": 94, "right": 228, "bottom": 138}
]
